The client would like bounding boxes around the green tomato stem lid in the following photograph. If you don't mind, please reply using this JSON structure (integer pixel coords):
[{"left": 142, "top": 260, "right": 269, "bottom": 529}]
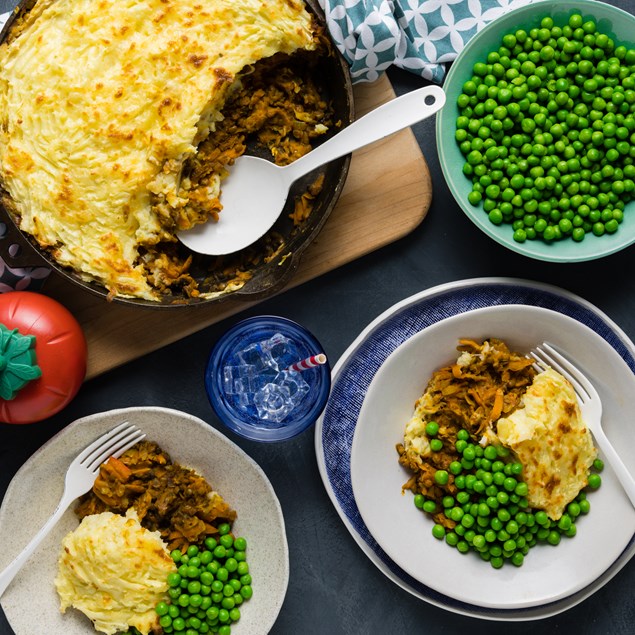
[{"left": 0, "top": 323, "right": 42, "bottom": 400}]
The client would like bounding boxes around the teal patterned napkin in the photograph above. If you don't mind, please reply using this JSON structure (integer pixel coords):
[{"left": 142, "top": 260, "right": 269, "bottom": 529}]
[{"left": 318, "top": 0, "right": 537, "bottom": 83}]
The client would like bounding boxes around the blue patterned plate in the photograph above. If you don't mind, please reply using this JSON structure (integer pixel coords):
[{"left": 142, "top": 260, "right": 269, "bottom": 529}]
[{"left": 315, "top": 277, "right": 635, "bottom": 620}]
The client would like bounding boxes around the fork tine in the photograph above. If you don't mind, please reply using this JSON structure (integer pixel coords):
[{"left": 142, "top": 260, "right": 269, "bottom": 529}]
[
  {"left": 74, "top": 421, "right": 134, "bottom": 464},
  {"left": 79, "top": 421, "right": 139, "bottom": 466},
  {"left": 85, "top": 429, "right": 146, "bottom": 472},
  {"left": 529, "top": 353, "right": 547, "bottom": 374},
  {"left": 532, "top": 344, "right": 591, "bottom": 401},
  {"left": 542, "top": 342, "right": 595, "bottom": 401}
]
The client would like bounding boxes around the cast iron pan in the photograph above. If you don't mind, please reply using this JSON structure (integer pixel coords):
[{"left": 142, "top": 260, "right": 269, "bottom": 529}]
[{"left": 0, "top": 0, "right": 353, "bottom": 308}]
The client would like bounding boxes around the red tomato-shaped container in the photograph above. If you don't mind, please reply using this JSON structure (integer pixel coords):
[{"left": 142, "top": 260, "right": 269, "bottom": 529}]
[{"left": 0, "top": 291, "right": 87, "bottom": 424}]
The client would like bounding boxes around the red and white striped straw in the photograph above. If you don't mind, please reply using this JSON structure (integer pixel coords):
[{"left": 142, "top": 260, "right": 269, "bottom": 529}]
[{"left": 286, "top": 353, "right": 327, "bottom": 372}]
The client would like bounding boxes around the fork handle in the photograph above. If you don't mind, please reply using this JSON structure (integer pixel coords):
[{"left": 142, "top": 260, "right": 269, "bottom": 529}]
[
  {"left": 0, "top": 492, "right": 72, "bottom": 597},
  {"left": 594, "top": 428, "right": 635, "bottom": 508}
]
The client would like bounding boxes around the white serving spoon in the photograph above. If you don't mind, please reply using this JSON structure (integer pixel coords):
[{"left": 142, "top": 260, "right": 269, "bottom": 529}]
[{"left": 178, "top": 84, "right": 446, "bottom": 255}]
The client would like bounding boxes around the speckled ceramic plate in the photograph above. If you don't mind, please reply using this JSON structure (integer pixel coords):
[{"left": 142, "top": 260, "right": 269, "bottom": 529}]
[{"left": 0, "top": 407, "right": 288, "bottom": 635}]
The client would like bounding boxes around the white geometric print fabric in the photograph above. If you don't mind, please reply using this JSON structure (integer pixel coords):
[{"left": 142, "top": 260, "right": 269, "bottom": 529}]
[{"left": 317, "top": 0, "right": 538, "bottom": 83}]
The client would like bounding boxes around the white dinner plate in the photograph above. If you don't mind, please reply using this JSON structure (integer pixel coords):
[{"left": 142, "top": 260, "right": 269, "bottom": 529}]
[
  {"left": 350, "top": 304, "right": 635, "bottom": 609},
  {"left": 315, "top": 277, "right": 635, "bottom": 620},
  {"left": 0, "top": 406, "right": 289, "bottom": 635}
]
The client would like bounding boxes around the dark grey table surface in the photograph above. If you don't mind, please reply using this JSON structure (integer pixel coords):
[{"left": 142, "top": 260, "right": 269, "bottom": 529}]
[{"left": 1, "top": 0, "right": 635, "bottom": 633}]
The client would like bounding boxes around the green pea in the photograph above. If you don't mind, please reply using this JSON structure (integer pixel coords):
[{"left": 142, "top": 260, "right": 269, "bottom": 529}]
[
  {"left": 189, "top": 593, "right": 203, "bottom": 608},
  {"left": 167, "top": 572, "right": 182, "bottom": 588},
  {"left": 511, "top": 552, "right": 525, "bottom": 567},
  {"left": 477, "top": 503, "right": 491, "bottom": 517},
  {"left": 425, "top": 421, "right": 440, "bottom": 437},
  {"left": 159, "top": 615, "right": 173, "bottom": 629},
  {"left": 216, "top": 567, "right": 229, "bottom": 582},
  {"left": 434, "top": 470, "right": 449, "bottom": 486},
  {"left": 156, "top": 601, "right": 169, "bottom": 616},
  {"left": 432, "top": 524, "right": 446, "bottom": 539},
  {"left": 502, "top": 477, "right": 517, "bottom": 492},
  {"left": 468, "top": 190, "right": 482, "bottom": 206},
  {"left": 489, "top": 209, "right": 504, "bottom": 224},
  {"left": 570, "top": 225, "right": 586, "bottom": 241},
  {"left": 557, "top": 514, "right": 572, "bottom": 531},
  {"left": 187, "top": 580, "right": 201, "bottom": 594}
]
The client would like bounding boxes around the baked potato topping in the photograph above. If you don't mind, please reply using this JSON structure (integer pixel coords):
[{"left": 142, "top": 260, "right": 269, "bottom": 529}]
[
  {"left": 0, "top": 0, "right": 325, "bottom": 300},
  {"left": 494, "top": 366, "right": 597, "bottom": 519},
  {"left": 55, "top": 509, "right": 175, "bottom": 635}
]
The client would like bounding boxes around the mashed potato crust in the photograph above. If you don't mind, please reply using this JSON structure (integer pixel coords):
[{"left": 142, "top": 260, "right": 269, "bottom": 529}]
[
  {"left": 0, "top": 0, "right": 315, "bottom": 300},
  {"left": 54, "top": 509, "right": 176, "bottom": 635},
  {"left": 496, "top": 367, "right": 597, "bottom": 519}
]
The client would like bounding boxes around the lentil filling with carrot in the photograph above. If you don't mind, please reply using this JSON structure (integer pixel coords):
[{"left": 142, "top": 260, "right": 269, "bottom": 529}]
[{"left": 396, "top": 338, "right": 536, "bottom": 528}]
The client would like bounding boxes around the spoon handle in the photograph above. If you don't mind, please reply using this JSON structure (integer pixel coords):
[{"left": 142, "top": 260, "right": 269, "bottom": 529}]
[{"left": 285, "top": 84, "right": 446, "bottom": 182}]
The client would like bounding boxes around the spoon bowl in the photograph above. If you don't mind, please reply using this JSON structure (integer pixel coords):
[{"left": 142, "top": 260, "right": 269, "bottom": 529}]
[
  {"left": 178, "top": 157, "right": 291, "bottom": 256},
  {"left": 179, "top": 84, "right": 446, "bottom": 256}
]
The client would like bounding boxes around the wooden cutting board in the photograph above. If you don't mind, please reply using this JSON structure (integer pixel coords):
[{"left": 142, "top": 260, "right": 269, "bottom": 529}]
[{"left": 43, "top": 74, "right": 433, "bottom": 379}]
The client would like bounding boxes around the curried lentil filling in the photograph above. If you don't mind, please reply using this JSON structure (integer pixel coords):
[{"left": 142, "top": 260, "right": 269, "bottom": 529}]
[
  {"left": 75, "top": 440, "right": 236, "bottom": 551},
  {"left": 396, "top": 338, "right": 536, "bottom": 529},
  {"left": 140, "top": 33, "right": 337, "bottom": 300}
]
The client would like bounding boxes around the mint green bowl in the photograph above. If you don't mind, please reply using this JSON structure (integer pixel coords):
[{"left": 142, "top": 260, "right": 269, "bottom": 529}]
[{"left": 437, "top": 0, "right": 635, "bottom": 262}]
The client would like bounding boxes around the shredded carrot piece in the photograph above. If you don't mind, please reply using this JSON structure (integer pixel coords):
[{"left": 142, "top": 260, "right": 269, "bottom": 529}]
[
  {"left": 104, "top": 456, "right": 132, "bottom": 482},
  {"left": 489, "top": 387, "right": 505, "bottom": 422},
  {"left": 457, "top": 339, "right": 482, "bottom": 350}
]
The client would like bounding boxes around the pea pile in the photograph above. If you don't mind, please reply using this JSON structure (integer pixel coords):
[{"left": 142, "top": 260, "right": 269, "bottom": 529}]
[
  {"left": 455, "top": 14, "right": 635, "bottom": 243},
  {"left": 153, "top": 524, "right": 252, "bottom": 635},
  {"left": 414, "top": 428, "right": 603, "bottom": 569}
]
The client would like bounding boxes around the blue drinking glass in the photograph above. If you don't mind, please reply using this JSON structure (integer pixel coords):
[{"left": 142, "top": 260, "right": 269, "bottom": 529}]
[{"left": 205, "top": 316, "right": 331, "bottom": 441}]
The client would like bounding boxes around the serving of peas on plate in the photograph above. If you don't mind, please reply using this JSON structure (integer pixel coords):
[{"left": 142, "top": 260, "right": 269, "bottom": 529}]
[
  {"left": 414, "top": 427, "right": 603, "bottom": 569},
  {"left": 127, "top": 524, "right": 253, "bottom": 635},
  {"left": 455, "top": 14, "right": 635, "bottom": 244}
]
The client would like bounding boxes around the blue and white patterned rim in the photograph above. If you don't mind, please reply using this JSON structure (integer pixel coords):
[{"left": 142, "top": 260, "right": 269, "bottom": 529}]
[{"left": 315, "top": 277, "right": 635, "bottom": 620}]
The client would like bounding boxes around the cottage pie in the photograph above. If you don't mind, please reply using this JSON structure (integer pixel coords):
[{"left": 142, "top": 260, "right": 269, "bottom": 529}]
[{"left": 0, "top": 0, "right": 328, "bottom": 300}]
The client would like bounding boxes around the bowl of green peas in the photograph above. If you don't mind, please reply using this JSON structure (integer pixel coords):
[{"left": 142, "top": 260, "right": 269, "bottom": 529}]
[{"left": 437, "top": 0, "right": 635, "bottom": 262}]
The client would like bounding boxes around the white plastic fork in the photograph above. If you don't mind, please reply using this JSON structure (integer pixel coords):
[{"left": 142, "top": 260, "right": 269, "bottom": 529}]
[
  {"left": 531, "top": 342, "right": 635, "bottom": 508},
  {"left": 0, "top": 421, "right": 146, "bottom": 597}
]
